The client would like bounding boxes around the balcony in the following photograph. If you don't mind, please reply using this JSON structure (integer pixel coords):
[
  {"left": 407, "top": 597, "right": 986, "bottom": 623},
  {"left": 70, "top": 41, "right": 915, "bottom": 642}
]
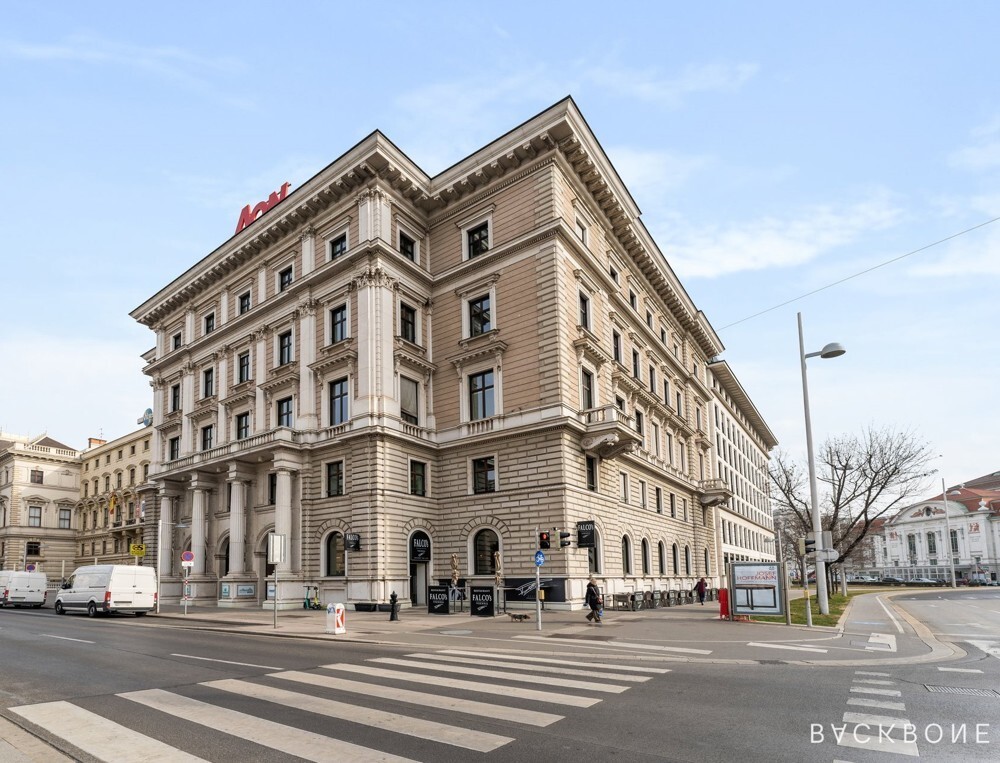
[
  {"left": 698, "top": 478, "right": 733, "bottom": 507},
  {"left": 579, "top": 405, "right": 642, "bottom": 459}
]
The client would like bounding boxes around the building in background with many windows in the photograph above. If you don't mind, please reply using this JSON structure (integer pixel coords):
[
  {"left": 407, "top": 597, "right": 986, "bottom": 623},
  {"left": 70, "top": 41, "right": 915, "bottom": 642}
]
[
  {"left": 0, "top": 432, "right": 80, "bottom": 577},
  {"left": 130, "top": 98, "right": 774, "bottom": 610}
]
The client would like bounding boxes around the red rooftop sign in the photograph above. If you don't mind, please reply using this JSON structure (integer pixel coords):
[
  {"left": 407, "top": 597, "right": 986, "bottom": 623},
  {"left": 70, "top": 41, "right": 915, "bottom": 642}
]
[{"left": 235, "top": 182, "right": 291, "bottom": 234}]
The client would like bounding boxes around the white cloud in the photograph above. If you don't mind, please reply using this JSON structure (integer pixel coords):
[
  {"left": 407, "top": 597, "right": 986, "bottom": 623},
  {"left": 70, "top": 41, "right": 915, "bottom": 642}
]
[
  {"left": 607, "top": 146, "right": 714, "bottom": 204},
  {"left": 948, "top": 116, "right": 1000, "bottom": 171},
  {"left": 586, "top": 61, "right": 759, "bottom": 108}
]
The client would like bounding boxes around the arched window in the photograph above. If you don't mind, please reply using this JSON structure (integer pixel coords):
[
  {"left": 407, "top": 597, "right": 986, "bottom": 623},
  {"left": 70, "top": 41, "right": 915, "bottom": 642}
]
[
  {"left": 219, "top": 537, "right": 230, "bottom": 577},
  {"left": 704, "top": 547, "right": 710, "bottom": 575},
  {"left": 621, "top": 536, "right": 632, "bottom": 575},
  {"left": 641, "top": 539, "right": 650, "bottom": 575},
  {"left": 672, "top": 543, "right": 679, "bottom": 575},
  {"left": 658, "top": 542, "right": 666, "bottom": 575},
  {"left": 473, "top": 529, "right": 499, "bottom": 575},
  {"left": 684, "top": 545, "right": 692, "bottom": 576},
  {"left": 325, "top": 532, "right": 345, "bottom": 576},
  {"left": 588, "top": 530, "right": 601, "bottom": 574}
]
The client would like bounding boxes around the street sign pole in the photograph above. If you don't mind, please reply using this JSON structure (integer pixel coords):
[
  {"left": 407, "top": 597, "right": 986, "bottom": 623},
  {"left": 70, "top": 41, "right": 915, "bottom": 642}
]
[{"left": 534, "top": 525, "right": 542, "bottom": 631}]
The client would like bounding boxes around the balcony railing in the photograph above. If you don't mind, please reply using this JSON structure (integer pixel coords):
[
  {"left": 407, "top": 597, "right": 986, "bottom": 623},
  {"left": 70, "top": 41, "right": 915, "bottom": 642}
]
[{"left": 578, "top": 405, "right": 641, "bottom": 459}]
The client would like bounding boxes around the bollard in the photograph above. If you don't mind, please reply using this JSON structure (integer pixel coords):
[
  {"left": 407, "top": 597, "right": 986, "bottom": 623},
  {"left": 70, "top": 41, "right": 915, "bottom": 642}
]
[
  {"left": 326, "top": 602, "right": 347, "bottom": 634},
  {"left": 389, "top": 591, "right": 399, "bottom": 621}
]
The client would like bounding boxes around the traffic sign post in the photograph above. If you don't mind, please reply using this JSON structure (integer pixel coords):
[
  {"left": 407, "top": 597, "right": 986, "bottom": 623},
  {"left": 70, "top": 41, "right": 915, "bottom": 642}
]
[
  {"left": 180, "top": 551, "right": 194, "bottom": 616},
  {"left": 534, "top": 530, "right": 544, "bottom": 632}
]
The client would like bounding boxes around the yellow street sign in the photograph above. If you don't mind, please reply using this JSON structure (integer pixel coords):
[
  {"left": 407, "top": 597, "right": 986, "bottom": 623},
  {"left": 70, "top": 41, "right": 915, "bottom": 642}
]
[{"left": 130, "top": 543, "right": 146, "bottom": 557}]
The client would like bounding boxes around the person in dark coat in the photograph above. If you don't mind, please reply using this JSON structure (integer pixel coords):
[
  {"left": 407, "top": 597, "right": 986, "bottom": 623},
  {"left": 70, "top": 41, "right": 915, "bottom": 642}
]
[
  {"left": 585, "top": 577, "right": 603, "bottom": 623},
  {"left": 693, "top": 577, "right": 708, "bottom": 605}
]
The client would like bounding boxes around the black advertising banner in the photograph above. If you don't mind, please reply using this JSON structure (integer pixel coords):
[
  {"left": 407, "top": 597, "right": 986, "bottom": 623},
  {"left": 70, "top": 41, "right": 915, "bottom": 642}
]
[
  {"left": 577, "top": 520, "right": 596, "bottom": 549},
  {"left": 427, "top": 585, "right": 449, "bottom": 614},
  {"left": 410, "top": 533, "right": 431, "bottom": 562},
  {"left": 469, "top": 586, "right": 495, "bottom": 617},
  {"left": 502, "top": 577, "right": 567, "bottom": 602},
  {"left": 345, "top": 533, "right": 361, "bottom": 551}
]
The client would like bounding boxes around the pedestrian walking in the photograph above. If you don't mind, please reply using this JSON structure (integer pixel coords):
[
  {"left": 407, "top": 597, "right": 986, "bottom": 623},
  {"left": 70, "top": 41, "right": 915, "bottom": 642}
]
[
  {"left": 585, "top": 577, "right": 603, "bottom": 624},
  {"left": 693, "top": 577, "right": 708, "bottom": 605}
]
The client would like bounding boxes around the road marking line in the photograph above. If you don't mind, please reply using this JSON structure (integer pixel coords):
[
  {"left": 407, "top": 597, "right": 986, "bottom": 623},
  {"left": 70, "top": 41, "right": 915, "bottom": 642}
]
[
  {"left": 369, "top": 657, "right": 629, "bottom": 693},
  {"left": 746, "top": 641, "right": 828, "bottom": 653},
  {"left": 513, "top": 635, "right": 712, "bottom": 654},
  {"left": 875, "top": 597, "right": 904, "bottom": 633},
  {"left": 843, "top": 711, "right": 912, "bottom": 727},
  {"left": 322, "top": 663, "right": 600, "bottom": 707},
  {"left": 847, "top": 697, "right": 906, "bottom": 711},
  {"left": 850, "top": 687, "right": 902, "bottom": 697},
  {"left": 836, "top": 726, "right": 918, "bottom": 757},
  {"left": 40, "top": 634, "right": 95, "bottom": 644},
  {"left": 854, "top": 671, "right": 891, "bottom": 677},
  {"left": 967, "top": 640, "right": 1000, "bottom": 659},
  {"left": 438, "top": 649, "right": 670, "bottom": 673},
  {"left": 169, "top": 653, "right": 282, "bottom": 670},
  {"left": 9, "top": 700, "right": 208, "bottom": 762},
  {"left": 273, "top": 670, "right": 562, "bottom": 727},
  {"left": 403, "top": 653, "right": 650, "bottom": 682},
  {"left": 122, "top": 688, "right": 417, "bottom": 763},
  {"left": 938, "top": 667, "right": 983, "bottom": 673},
  {"left": 867, "top": 633, "right": 897, "bottom": 652},
  {"left": 853, "top": 679, "right": 896, "bottom": 686},
  {"left": 204, "top": 679, "right": 512, "bottom": 752}
]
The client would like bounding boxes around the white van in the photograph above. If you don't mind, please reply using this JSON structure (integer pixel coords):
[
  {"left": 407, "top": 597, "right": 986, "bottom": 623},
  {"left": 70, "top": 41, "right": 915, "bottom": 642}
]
[
  {"left": 55, "top": 565, "right": 157, "bottom": 617},
  {"left": 0, "top": 571, "right": 48, "bottom": 608}
]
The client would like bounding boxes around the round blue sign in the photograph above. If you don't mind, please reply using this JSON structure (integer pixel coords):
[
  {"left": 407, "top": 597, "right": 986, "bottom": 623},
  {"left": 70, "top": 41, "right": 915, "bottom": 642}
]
[{"left": 534, "top": 551, "right": 545, "bottom": 566}]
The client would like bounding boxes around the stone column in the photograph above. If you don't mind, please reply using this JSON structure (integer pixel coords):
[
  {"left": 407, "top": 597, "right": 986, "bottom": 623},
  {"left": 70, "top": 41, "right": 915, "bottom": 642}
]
[
  {"left": 159, "top": 492, "right": 173, "bottom": 579},
  {"left": 227, "top": 473, "right": 247, "bottom": 575},
  {"left": 274, "top": 468, "right": 293, "bottom": 576},
  {"left": 191, "top": 484, "right": 207, "bottom": 577}
]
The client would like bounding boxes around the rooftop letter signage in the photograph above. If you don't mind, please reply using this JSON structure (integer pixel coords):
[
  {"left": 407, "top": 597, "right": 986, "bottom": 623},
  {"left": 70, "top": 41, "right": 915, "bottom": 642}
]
[{"left": 235, "top": 182, "right": 291, "bottom": 234}]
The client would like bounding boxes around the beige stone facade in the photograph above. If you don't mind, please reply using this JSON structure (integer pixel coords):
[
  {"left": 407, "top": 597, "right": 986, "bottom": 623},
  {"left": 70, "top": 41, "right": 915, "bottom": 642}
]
[{"left": 130, "top": 98, "right": 774, "bottom": 610}]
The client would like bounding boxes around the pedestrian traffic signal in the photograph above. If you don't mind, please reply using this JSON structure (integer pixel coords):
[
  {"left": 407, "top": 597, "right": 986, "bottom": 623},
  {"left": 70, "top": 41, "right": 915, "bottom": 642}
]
[
  {"left": 539, "top": 531, "right": 551, "bottom": 549},
  {"left": 798, "top": 536, "right": 816, "bottom": 557},
  {"left": 559, "top": 531, "right": 571, "bottom": 548}
]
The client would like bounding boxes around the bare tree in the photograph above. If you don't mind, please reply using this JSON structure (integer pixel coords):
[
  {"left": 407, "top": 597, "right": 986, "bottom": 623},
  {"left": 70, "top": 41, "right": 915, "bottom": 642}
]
[{"left": 769, "top": 426, "right": 936, "bottom": 581}]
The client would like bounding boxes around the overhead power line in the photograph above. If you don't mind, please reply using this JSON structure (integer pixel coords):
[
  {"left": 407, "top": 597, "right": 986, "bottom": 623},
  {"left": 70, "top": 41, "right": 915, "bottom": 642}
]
[{"left": 718, "top": 214, "right": 1000, "bottom": 331}]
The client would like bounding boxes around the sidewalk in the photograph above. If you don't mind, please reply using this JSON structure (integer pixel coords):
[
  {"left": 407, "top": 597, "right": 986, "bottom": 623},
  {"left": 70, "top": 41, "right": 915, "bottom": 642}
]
[{"left": 148, "top": 590, "right": 962, "bottom": 667}]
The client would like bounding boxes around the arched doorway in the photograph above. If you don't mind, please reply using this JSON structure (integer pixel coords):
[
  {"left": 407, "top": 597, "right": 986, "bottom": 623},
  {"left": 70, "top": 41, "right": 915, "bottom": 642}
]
[{"left": 409, "top": 530, "right": 431, "bottom": 605}]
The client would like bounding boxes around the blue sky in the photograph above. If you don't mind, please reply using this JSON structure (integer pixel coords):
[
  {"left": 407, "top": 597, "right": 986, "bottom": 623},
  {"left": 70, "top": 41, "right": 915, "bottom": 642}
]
[{"left": 2, "top": 3, "right": 997, "bottom": 489}]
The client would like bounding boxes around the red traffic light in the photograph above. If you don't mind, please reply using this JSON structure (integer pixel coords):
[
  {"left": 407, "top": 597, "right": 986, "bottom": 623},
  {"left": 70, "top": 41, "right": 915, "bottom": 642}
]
[{"left": 539, "top": 532, "right": 551, "bottom": 549}]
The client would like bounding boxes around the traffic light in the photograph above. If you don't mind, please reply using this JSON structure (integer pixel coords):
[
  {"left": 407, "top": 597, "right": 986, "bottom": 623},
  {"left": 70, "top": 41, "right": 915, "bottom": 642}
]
[
  {"left": 798, "top": 536, "right": 816, "bottom": 557},
  {"left": 539, "top": 531, "right": 551, "bottom": 549},
  {"left": 559, "top": 530, "right": 571, "bottom": 548}
]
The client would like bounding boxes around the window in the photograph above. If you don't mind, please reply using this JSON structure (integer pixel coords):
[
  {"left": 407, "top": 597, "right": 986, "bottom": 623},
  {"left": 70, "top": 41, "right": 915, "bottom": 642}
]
[
  {"left": 170, "top": 384, "right": 181, "bottom": 412},
  {"left": 467, "top": 221, "right": 489, "bottom": 258},
  {"left": 634, "top": 409, "right": 644, "bottom": 436},
  {"left": 130, "top": 444, "right": 135, "bottom": 455},
  {"left": 685, "top": 546, "right": 692, "bottom": 576},
  {"left": 468, "top": 295, "right": 491, "bottom": 336},
  {"left": 28, "top": 505, "right": 41, "bottom": 527},
  {"left": 203, "top": 367, "right": 214, "bottom": 397},
  {"left": 950, "top": 529, "right": 958, "bottom": 555},
  {"left": 672, "top": 543, "right": 680, "bottom": 574},
  {"left": 172, "top": 333, "right": 182, "bottom": 350},
  {"left": 235, "top": 412, "right": 250, "bottom": 440},
  {"left": 581, "top": 369, "right": 595, "bottom": 410},
  {"left": 277, "top": 397, "right": 293, "bottom": 427},
  {"left": 670, "top": 492, "right": 676, "bottom": 518},
  {"left": 278, "top": 331, "right": 293, "bottom": 365},
  {"left": 143, "top": 464, "right": 149, "bottom": 479},
  {"left": 472, "top": 456, "right": 496, "bottom": 493},
  {"left": 676, "top": 392, "right": 683, "bottom": 417},
  {"left": 238, "top": 351, "right": 251, "bottom": 384},
  {"left": 620, "top": 472, "right": 628, "bottom": 502},
  {"left": 468, "top": 370, "right": 495, "bottom": 420},
  {"left": 652, "top": 423, "right": 660, "bottom": 457},
  {"left": 330, "top": 305, "right": 348, "bottom": 343},
  {"left": 575, "top": 218, "right": 587, "bottom": 243},
  {"left": 474, "top": 529, "right": 499, "bottom": 575},
  {"left": 329, "top": 232, "right": 347, "bottom": 260},
  {"left": 201, "top": 425, "right": 214, "bottom": 451},
  {"left": 704, "top": 548, "right": 711, "bottom": 575},
  {"left": 658, "top": 542, "right": 666, "bottom": 575},
  {"left": 118, "top": 449, "right": 123, "bottom": 460},
  {"left": 629, "top": 290, "right": 637, "bottom": 311},
  {"left": 116, "top": 472, "right": 122, "bottom": 488},
  {"left": 400, "top": 376, "right": 419, "bottom": 425},
  {"left": 399, "top": 232, "right": 415, "bottom": 261},
  {"left": 325, "top": 532, "right": 345, "bottom": 576},
  {"left": 586, "top": 456, "right": 598, "bottom": 491},
  {"left": 204, "top": 312, "right": 215, "bottom": 334},
  {"left": 612, "top": 331, "right": 622, "bottom": 363},
  {"left": 579, "top": 293, "right": 590, "bottom": 330},
  {"left": 639, "top": 480, "right": 647, "bottom": 508},
  {"left": 588, "top": 534, "right": 601, "bottom": 574},
  {"left": 104, "top": 476, "right": 110, "bottom": 492},
  {"left": 26, "top": 541, "right": 41, "bottom": 556},
  {"left": 60, "top": 508, "right": 71, "bottom": 529},
  {"left": 609, "top": 264, "right": 619, "bottom": 282},
  {"left": 400, "top": 303, "right": 417, "bottom": 343},
  {"left": 410, "top": 460, "right": 426, "bottom": 496},
  {"left": 128, "top": 467, "right": 135, "bottom": 485},
  {"left": 279, "top": 266, "right": 293, "bottom": 291},
  {"left": 641, "top": 539, "right": 650, "bottom": 575},
  {"left": 645, "top": 311, "right": 653, "bottom": 328},
  {"left": 168, "top": 437, "right": 180, "bottom": 461},
  {"left": 632, "top": 349, "right": 640, "bottom": 378},
  {"left": 326, "top": 461, "right": 344, "bottom": 497},
  {"left": 329, "top": 378, "right": 349, "bottom": 425},
  {"left": 239, "top": 291, "right": 251, "bottom": 315},
  {"left": 655, "top": 487, "right": 663, "bottom": 514},
  {"left": 30, "top": 469, "right": 43, "bottom": 484},
  {"left": 622, "top": 536, "right": 632, "bottom": 575}
]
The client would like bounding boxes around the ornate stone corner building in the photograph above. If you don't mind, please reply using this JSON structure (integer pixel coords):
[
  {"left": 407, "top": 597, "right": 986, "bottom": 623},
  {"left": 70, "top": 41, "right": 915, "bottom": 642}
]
[{"left": 131, "top": 98, "right": 775, "bottom": 610}]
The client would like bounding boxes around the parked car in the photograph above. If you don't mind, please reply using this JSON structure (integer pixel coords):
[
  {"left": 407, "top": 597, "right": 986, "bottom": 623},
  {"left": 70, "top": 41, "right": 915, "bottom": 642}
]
[
  {"left": 907, "top": 577, "right": 945, "bottom": 586},
  {"left": 55, "top": 565, "right": 156, "bottom": 617},
  {"left": 0, "top": 571, "right": 48, "bottom": 608},
  {"left": 880, "top": 576, "right": 904, "bottom": 585}
]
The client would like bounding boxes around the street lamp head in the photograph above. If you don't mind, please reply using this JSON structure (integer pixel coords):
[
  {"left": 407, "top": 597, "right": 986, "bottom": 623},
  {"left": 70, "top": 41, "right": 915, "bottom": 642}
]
[{"left": 818, "top": 342, "right": 846, "bottom": 359}]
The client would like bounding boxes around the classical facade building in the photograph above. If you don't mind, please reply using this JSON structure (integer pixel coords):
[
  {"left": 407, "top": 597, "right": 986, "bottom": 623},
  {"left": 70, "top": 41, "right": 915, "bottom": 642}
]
[
  {"left": 131, "top": 98, "right": 774, "bottom": 610},
  {"left": 0, "top": 432, "right": 80, "bottom": 577},
  {"left": 708, "top": 360, "right": 778, "bottom": 576},
  {"left": 876, "top": 477, "right": 1000, "bottom": 583},
  {"left": 75, "top": 428, "right": 155, "bottom": 568}
]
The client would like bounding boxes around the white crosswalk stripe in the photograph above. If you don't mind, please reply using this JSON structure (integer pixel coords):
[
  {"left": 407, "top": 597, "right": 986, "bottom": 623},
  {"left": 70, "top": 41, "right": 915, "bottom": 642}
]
[
  {"left": 9, "top": 648, "right": 657, "bottom": 762},
  {"left": 833, "top": 673, "right": 918, "bottom": 758}
]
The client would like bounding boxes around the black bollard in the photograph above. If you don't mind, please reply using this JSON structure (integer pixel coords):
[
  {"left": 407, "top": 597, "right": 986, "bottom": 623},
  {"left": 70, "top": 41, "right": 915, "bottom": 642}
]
[{"left": 389, "top": 590, "right": 399, "bottom": 621}]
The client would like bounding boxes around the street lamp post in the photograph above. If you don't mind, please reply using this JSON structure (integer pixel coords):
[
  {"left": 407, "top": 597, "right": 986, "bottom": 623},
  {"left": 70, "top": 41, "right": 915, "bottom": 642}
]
[{"left": 797, "top": 312, "right": 845, "bottom": 616}]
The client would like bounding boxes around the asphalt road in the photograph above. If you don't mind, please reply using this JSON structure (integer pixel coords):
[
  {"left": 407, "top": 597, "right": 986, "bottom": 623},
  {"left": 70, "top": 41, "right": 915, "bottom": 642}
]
[{"left": 1, "top": 596, "right": 997, "bottom": 762}]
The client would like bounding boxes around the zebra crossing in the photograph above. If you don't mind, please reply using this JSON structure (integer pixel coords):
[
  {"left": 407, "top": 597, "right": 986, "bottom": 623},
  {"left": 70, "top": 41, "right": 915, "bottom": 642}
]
[
  {"left": 831, "top": 670, "right": 920, "bottom": 758},
  {"left": 9, "top": 648, "right": 668, "bottom": 761}
]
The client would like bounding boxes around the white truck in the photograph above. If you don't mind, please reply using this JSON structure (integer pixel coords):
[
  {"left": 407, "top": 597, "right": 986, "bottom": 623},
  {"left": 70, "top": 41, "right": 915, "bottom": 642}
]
[
  {"left": 0, "top": 571, "right": 48, "bottom": 608},
  {"left": 54, "top": 565, "right": 157, "bottom": 617}
]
